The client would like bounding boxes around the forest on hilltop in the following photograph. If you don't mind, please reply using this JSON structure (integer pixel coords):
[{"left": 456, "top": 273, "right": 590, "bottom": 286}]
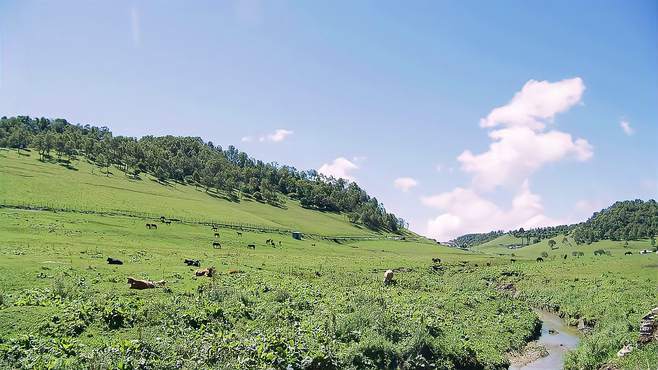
[
  {"left": 0, "top": 116, "right": 406, "bottom": 232},
  {"left": 571, "top": 199, "right": 658, "bottom": 243}
]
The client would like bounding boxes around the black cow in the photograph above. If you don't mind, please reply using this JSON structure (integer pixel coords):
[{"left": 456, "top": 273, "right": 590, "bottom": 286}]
[
  {"left": 432, "top": 258, "right": 441, "bottom": 263},
  {"left": 107, "top": 257, "right": 123, "bottom": 265},
  {"left": 625, "top": 251, "right": 633, "bottom": 255},
  {"left": 247, "top": 244, "right": 256, "bottom": 249},
  {"left": 184, "top": 259, "right": 201, "bottom": 267},
  {"left": 536, "top": 257, "right": 544, "bottom": 262},
  {"left": 510, "top": 258, "right": 517, "bottom": 263},
  {"left": 164, "top": 220, "right": 171, "bottom": 225},
  {"left": 214, "top": 233, "right": 220, "bottom": 238},
  {"left": 212, "top": 241, "right": 221, "bottom": 249},
  {"left": 237, "top": 232, "right": 243, "bottom": 237}
]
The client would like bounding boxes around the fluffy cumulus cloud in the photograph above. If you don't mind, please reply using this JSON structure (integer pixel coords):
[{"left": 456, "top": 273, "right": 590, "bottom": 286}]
[
  {"left": 458, "top": 126, "right": 593, "bottom": 190},
  {"left": 393, "top": 177, "right": 419, "bottom": 192},
  {"left": 424, "top": 181, "right": 561, "bottom": 240},
  {"left": 318, "top": 157, "right": 358, "bottom": 181},
  {"left": 423, "top": 77, "right": 592, "bottom": 241},
  {"left": 480, "top": 77, "right": 585, "bottom": 130},
  {"left": 619, "top": 120, "right": 634, "bottom": 136}
]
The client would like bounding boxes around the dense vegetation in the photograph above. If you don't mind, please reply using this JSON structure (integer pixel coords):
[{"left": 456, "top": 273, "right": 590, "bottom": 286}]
[
  {"left": 572, "top": 199, "right": 658, "bottom": 244},
  {"left": 0, "top": 116, "right": 405, "bottom": 232},
  {"left": 450, "top": 231, "right": 504, "bottom": 248}
]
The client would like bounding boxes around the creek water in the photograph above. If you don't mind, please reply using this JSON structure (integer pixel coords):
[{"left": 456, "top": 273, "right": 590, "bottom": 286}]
[{"left": 509, "top": 310, "right": 582, "bottom": 370}]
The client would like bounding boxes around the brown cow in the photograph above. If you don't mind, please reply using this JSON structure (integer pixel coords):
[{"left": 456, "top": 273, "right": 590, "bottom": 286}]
[
  {"left": 127, "top": 277, "right": 165, "bottom": 289},
  {"left": 195, "top": 266, "right": 216, "bottom": 277}
]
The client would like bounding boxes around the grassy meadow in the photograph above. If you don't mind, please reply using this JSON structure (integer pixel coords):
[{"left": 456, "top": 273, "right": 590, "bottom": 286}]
[{"left": 1, "top": 149, "right": 657, "bottom": 369}]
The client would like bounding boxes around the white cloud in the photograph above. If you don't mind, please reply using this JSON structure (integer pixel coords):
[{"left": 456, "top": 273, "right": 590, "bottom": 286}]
[
  {"left": 318, "top": 157, "right": 358, "bottom": 181},
  {"left": 458, "top": 126, "right": 593, "bottom": 190},
  {"left": 393, "top": 177, "right": 419, "bottom": 192},
  {"left": 480, "top": 77, "right": 585, "bottom": 131},
  {"left": 423, "top": 180, "right": 561, "bottom": 240},
  {"left": 259, "top": 129, "right": 293, "bottom": 142},
  {"left": 423, "top": 77, "right": 592, "bottom": 240},
  {"left": 243, "top": 129, "right": 293, "bottom": 143},
  {"left": 620, "top": 120, "right": 634, "bottom": 136}
]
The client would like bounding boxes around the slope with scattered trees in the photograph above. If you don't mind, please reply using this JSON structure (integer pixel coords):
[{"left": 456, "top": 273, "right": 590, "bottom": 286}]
[
  {"left": 0, "top": 116, "right": 406, "bottom": 232},
  {"left": 571, "top": 199, "right": 658, "bottom": 244}
]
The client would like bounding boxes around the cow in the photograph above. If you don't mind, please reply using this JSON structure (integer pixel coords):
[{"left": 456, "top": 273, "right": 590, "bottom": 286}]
[
  {"left": 212, "top": 241, "right": 221, "bottom": 249},
  {"left": 563, "top": 254, "right": 568, "bottom": 259},
  {"left": 237, "top": 232, "right": 243, "bottom": 237},
  {"left": 640, "top": 249, "right": 650, "bottom": 255},
  {"left": 145, "top": 223, "right": 151, "bottom": 229},
  {"left": 624, "top": 251, "right": 633, "bottom": 255},
  {"left": 127, "top": 277, "right": 165, "bottom": 289},
  {"left": 211, "top": 225, "right": 218, "bottom": 231},
  {"left": 383, "top": 269, "right": 394, "bottom": 285},
  {"left": 195, "top": 267, "right": 216, "bottom": 277},
  {"left": 164, "top": 220, "right": 171, "bottom": 225},
  {"left": 510, "top": 258, "right": 517, "bottom": 263},
  {"left": 278, "top": 241, "right": 282, "bottom": 246},
  {"left": 214, "top": 233, "right": 220, "bottom": 238},
  {"left": 247, "top": 244, "right": 256, "bottom": 249},
  {"left": 184, "top": 259, "right": 201, "bottom": 267},
  {"left": 107, "top": 257, "right": 123, "bottom": 265},
  {"left": 146, "top": 223, "right": 157, "bottom": 229},
  {"left": 431, "top": 258, "right": 441, "bottom": 264},
  {"left": 536, "top": 257, "right": 544, "bottom": 262}
]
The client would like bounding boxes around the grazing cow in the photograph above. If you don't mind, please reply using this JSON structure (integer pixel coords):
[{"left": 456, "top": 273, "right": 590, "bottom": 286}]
[
  {"left": 212, "top": 241, "right": 221, "bottom": 249},
  {"left": 510, "top": 258, "right": 517, "bottom": 263},
  {"left": 383, "top": 269, "right": 394, "bottom": 285},
  {"left": 536, "top": 257, "right": 544, "bottom": 262},
  {"left": 214, "top": 233, "right": 220, "bottom": 238},
  {"left": 160, "top": 216, "right": 166, "bottom": 222},
  {"left": 211, "top": 225, "right": 218, "bottom": 231},
  {"left": 563, "top": 254, "right": 568, "bottom": 260},
  {"left": 195, "top": 267, "right": 216, "bottom": 277},
  {"left": 278, "top": 241, "right": 282, "bottom": 246},
  {"left": 625, "top": 251, "right": 633, "bottom": 255},
  {"left": 145, "top": 223, "right": 151, "bottom": 229},
  {"left": 431, "top": 258, "right": 441, "bottom": 264},
  {"left": 164, "top": 220, "right": 171, "bottom": 225},
  {"left": 237, "top": 232, "right": 243, "bottom": 237},
  {"left": 247, "top": 244, "right": 256, "bottom": 249},
  {"left": 640, "top": 249, "right": 650, "bottom": 255},
  {"left": 486, "top": 262, "right": 491, "bottom": 267},
  {"left": 107, "top": 257, "right": 123, "bottom": 265},
  {"left": 184, "top": 259, "right": 201, "bottom": 267},
  {"left": 127, "top": 277, "right": 165, "bottom": 289}
]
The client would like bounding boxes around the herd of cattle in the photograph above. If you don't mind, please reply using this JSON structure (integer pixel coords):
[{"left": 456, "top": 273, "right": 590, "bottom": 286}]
[{"left": 107, "top": 221, "right": 290, "bottom": 289}]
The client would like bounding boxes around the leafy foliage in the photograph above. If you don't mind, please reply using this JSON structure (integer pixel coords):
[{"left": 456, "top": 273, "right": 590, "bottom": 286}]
[{"left": 572, "top": 199, "right": 658, "bottom": 244}]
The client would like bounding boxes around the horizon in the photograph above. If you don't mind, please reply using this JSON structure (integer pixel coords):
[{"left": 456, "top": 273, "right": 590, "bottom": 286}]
[{"left": 1, "top": 1, "right": 656, "bottom": 240}]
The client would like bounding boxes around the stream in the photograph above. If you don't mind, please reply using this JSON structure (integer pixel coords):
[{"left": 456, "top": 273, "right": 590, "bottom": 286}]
[{"left": 509, "top": 310, "right": 582, "bottom": 370}]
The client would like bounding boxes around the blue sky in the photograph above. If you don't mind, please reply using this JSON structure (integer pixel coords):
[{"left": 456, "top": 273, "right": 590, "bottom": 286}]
[{"left": 1, "top": 0, "right": 656, "bottom": 239}]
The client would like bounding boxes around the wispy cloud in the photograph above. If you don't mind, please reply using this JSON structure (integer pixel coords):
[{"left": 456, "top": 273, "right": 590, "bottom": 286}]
[
  {"left": 394, "top": 177, "right": 418, "bottom": 192},
  {"left": 259, "top": 129, "right": 293, "bottom": 143},
  {"left": 242, "top": 129, "right": 294, "bottom": 144},
  {"left": 318, "top": 157, "right": 358, "bottom": 181},
  {"left": 619, "top": 120, "right": 634, "bottom": 136},
  {"left": 130, "top": 6, "right": 141, "bottom": 48}
]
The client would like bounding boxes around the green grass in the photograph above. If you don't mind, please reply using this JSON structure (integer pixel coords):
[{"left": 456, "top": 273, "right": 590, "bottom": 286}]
[
  {"left": 1, "top": 149, "right": 657, "bottom": 369},
  {"left": 0, "top": 150, "right": 389, "bottom": 236}
]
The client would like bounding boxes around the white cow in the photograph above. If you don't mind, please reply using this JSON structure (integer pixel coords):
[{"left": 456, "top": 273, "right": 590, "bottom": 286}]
[{"left": 383, "top": 269, "right": 394, "bottom": 285}]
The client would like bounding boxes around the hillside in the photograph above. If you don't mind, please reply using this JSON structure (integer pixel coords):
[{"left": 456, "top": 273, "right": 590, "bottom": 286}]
[{"left": 0, "top": 150, "right": 400, "bottom": 237}]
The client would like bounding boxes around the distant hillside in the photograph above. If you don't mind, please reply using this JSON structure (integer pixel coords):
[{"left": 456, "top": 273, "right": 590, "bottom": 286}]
[
  {"left": 458, "top": 199, "right": 657, "bottom": 250},
  {"left": 450, "top": 230, "right": 504, "bottom": 248},
  {"left": 572, "top": 199, "right": 658, "bottom": 243},
  {"left": 0, "top": 116, "right": 405, "bottom": 233}
]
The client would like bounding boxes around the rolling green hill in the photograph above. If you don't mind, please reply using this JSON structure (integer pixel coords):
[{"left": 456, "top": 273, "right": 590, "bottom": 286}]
[{"left": 0, "top": 150, "right": 396, "bottom": 237}]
